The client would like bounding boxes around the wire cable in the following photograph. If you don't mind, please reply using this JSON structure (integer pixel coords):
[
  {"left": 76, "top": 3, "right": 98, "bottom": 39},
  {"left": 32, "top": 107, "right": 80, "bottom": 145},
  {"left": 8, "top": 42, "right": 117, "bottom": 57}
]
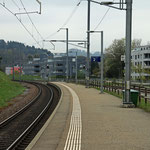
[
  {"left": 0, "top": 2, "right": 42, "bottom": 47},
  {"left": 93, "top": 0, "right": 115, "bottom": 31},
  {"left": 93, "top": 7, "right": 110, "bottom": 31},
  {"left": 59, "top": 0, "right": 82, "bottom": 29},
  {"left": 45, "top": 0, "right": 83, "bottom": 39},
  {"left": 20, "top": 0, "right": 44, "bottom": 40},
  {"left": 12, "top": 0, "right": 20, "bottom": 10}
]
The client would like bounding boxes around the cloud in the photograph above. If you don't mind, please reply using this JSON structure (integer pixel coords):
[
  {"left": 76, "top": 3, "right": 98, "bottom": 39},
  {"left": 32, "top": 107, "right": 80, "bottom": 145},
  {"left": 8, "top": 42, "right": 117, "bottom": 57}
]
[{"left": 0, "top": 0, "right": 150, "bottom": 53}]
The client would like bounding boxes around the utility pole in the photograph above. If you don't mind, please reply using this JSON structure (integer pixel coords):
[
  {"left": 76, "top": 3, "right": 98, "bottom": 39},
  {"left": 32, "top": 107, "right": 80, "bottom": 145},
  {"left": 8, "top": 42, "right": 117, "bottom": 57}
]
[
  {"left": 100, "top": 31, "right": 104, "bottom": 93},
  {"left": 66, "top": 28, "right": 69, "bottom": 82},
  {"left": 124, "top": 0, "right": 133, "bottom": 104},
  {"left": 12, "top": 49, "right": 15, "bottom": 81},
  {"left": 55, "top": 28, "right": 69, "bottom": 82},
  {"left": 88, "top": 30, "right": 104, "bottom": 93},
  {"left": 75, "top": 51, "right": 78, "bottom": 84},
  {"left": 86, "top": 0, "right": 91, "bottom": 87},
  {"left": 19, "top": 46, "right": 22, "bottom": 81},
  {"left": 89, "top": 0, "right": 133, "bottom": 105}
]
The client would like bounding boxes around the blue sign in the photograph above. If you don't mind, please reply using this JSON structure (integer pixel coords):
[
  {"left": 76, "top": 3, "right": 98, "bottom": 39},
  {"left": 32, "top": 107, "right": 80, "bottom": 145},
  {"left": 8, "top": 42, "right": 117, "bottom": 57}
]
[{"left": 91, "top": 56, "right": 101, "bottom": 62}]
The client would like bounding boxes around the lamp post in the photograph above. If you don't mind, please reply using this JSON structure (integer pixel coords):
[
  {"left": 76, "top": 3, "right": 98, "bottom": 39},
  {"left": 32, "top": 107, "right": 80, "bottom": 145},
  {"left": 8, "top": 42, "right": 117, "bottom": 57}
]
[
  {"left": 89, "top": 0, "right": 133, "bottom": 105},
  {"left": 88, "top": 30, "right": 104, "bottom": 93}
]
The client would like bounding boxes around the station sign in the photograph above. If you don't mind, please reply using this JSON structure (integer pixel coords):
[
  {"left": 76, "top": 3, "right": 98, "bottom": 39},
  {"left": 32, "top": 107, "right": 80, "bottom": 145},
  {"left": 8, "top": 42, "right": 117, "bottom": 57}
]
[{"left": 91, "top": 56, "right": 101, "bottom": 62}]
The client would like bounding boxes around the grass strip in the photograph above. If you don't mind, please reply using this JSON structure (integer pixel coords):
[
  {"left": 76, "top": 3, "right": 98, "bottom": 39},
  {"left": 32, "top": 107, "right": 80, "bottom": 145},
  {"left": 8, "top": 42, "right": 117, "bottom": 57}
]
[
  {"left": 138, "top": 99, "right": 150, "bottom": 112},
  {"left": 95, "top": 87, "right": 150, "bottom": 112},
  {"left": 8, "top": 74, "right": 42, "bottom": 81},
  {"left": 0, "top": 72, "right": 25, "bottom": 107}
]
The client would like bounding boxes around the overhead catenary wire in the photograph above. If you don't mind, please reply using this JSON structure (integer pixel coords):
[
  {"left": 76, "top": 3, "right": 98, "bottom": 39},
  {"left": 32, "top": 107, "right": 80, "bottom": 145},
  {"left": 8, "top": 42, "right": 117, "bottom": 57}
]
[
  {"left": 0, "top": 2, "right": 42, "bottom": 48},
  {"left": 58, "top": 0, "right": 82, "bottom": 31},
  {"left": 93, "top": 0, "right": 115, "bottom": 31},
  {"left": 36, "top": 0, "right": 83, "bottom": 49},
  {"left": 93, "top": 7, "right": 110, "bottom": 31},
  {"left": 2, "top": 0, "right": 5, "bottom": 5},
  {"left": 45, "top": 0, "right": 83, "bottom": 39},
  {"left": 19, "top": 0, "right": 44, "bottom": 40},
  {"left": 12, "top": 0, "right": 20, "bottom": 10}
]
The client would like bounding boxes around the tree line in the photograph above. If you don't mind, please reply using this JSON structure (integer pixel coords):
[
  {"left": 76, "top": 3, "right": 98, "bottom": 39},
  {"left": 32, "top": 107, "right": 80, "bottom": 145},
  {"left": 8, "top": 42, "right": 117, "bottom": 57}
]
[
  {"left": 0, "top": 38, "right": 146, "bottom": 81},
  {"left": 91, "top": 38, "right": 142, "bottom": 79}
]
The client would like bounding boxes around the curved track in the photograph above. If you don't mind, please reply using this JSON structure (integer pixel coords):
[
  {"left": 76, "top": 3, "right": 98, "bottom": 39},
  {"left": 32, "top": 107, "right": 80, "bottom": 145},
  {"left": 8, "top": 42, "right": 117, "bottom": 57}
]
[{"left": 0, "top": 82, "right": 61, "bottom": 150}]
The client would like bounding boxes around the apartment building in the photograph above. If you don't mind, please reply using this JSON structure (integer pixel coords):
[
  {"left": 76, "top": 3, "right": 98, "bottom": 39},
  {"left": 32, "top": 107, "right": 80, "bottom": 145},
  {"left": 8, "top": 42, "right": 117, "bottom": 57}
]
[
  {"left": 22, "top": 53, "right": 86, "bottom": 79},
  {"left": 131, "top": 45, "right": 150, "bottom": 81},
  {"left": 52, "top": 54, "right": 86, "bottom": 79}
]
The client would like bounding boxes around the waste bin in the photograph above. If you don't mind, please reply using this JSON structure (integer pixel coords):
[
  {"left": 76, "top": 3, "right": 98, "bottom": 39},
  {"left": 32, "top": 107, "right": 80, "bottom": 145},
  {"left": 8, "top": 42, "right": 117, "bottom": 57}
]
[{"left": 122, "top": 89, "right": 139, "bottom": 107}]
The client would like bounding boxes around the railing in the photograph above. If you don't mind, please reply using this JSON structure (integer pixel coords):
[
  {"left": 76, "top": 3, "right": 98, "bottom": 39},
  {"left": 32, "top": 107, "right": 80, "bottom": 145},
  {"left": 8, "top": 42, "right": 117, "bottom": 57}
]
[{"left": 71, "top": 79, "right": 150, "bottom": 105}]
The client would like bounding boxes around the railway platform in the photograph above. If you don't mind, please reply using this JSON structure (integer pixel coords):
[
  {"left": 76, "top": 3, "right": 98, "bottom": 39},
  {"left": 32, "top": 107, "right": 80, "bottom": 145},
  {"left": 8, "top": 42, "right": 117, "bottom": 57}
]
[{"left": 26, "top": 82, "right": 150, "bottom": 150}]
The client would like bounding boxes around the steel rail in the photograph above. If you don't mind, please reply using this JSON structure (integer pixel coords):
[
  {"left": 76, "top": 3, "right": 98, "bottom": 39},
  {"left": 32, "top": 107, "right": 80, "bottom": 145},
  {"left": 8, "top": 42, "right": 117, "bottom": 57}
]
[{"left": 6, "top": 83, "right": 55, "bottom": 150}]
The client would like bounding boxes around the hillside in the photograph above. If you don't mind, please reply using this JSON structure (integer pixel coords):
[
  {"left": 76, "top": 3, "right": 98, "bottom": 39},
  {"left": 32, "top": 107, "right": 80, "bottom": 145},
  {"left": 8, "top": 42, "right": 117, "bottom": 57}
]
[
  {"left": 0, "top": 71, "right": 25, "bottom": 107},
  {"left": 69, "top": 48, "right": 101, "bottom": 57},
  {"left": 0, "top": 40, "right": 53, "bottom": 71}
]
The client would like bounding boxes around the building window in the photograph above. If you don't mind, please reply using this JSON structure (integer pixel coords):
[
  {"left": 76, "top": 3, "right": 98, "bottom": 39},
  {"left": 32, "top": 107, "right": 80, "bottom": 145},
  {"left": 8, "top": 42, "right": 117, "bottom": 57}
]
[
  {"left": 144, "top": 61, "right": 150, "bottom": 66},
  {"left": 135, "top": 55, "right": 137, "bottom": 59},
  {"left": 144, "top": 54, "right": 150, "bottom": 59},
  {"left": 57, "top": 63, "right": 63, "bottom": 66}
]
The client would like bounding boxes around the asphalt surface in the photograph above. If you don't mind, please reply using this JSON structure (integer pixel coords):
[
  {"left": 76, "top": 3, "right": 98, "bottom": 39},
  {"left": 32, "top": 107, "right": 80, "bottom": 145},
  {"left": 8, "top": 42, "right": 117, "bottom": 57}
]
[{"left": 28, "top": 82, "right": 150, "bottom": 150}]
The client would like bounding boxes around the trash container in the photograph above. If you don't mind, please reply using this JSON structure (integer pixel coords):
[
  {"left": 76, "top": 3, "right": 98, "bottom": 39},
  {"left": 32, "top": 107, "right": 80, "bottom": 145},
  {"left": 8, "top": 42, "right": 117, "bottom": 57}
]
[{"left": 122, "top": 89, "right": 139, "bottom": 107}]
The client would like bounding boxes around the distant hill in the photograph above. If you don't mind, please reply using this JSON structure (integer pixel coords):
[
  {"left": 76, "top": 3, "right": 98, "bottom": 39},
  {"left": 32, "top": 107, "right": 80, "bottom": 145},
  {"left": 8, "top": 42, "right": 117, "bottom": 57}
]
[
  {"left": 68, "top": 48, "right": 101, "bottom": 57},
  {"left": 0, "top": 40, "right": 101, "bottom": 71},
  {"left": 91, "top": 51, "right": 101, "bottom": 56},
  {"left": 0, "top": 40, "right": 53, "bottom": 70}
]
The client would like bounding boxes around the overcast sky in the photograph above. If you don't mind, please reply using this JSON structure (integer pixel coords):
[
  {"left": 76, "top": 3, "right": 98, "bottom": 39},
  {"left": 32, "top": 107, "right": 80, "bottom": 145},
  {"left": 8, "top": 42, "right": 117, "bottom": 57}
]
[{"left": 0, "top": 0, "right": 150, "bottom": 53}]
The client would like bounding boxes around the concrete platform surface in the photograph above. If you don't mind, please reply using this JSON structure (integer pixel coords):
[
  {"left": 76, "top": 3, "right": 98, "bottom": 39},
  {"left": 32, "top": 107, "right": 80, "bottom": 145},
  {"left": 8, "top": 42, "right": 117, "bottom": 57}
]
[{"left": 27, "top": 82, "right": 150, "bottom": 150}]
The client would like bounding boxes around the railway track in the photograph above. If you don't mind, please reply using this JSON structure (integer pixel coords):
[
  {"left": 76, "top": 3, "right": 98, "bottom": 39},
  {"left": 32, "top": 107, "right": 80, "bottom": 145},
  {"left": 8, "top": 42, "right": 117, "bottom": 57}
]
[{"left": 0, "top": 82, "right": 61, "bottom": 150}]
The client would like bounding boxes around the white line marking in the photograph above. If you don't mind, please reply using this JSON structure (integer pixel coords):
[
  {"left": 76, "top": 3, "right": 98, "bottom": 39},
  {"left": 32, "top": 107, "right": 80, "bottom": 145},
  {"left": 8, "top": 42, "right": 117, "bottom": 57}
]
[{"left": 58, "top": 83, "right": 82, "bottom": 150}]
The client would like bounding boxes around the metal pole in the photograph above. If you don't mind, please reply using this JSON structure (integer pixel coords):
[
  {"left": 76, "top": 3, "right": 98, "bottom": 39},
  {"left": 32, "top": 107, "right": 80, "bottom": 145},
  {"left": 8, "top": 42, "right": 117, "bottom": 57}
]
[
  {"left": 76, "top": 51, "right": 78, "bottom": 84},
  {"left": 19, "top": 46, "right": 21, "bottom": 81},
  {"left": 124, "top": 0, "right": 132, "bottom": 104},
  {"left": 12, "top": 49, "right": 15, "bottom": 80},
  {"left": 19, "top": 64, "right": 21, "bottom": 81},
  {"left": 100, "top": 31, "right": 104, "bottom": 93},
  {"left": 70, "top": 63, "right": 72, "bottom": 79},
  {"left": 86, "top": 0, "right": 91, "bottom": 87},
  {"left": 12, "top": 66, "right": 15, "bottom": 80},
  {"left": 66, "top": 28, "right": 69, "bottom": 82}
]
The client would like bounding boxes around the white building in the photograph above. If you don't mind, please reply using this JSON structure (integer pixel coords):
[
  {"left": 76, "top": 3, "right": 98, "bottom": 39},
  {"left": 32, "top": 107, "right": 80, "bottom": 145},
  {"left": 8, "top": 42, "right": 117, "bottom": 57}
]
[{"left": 131, "top": 45, "right": 150, "bottom": 81}]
